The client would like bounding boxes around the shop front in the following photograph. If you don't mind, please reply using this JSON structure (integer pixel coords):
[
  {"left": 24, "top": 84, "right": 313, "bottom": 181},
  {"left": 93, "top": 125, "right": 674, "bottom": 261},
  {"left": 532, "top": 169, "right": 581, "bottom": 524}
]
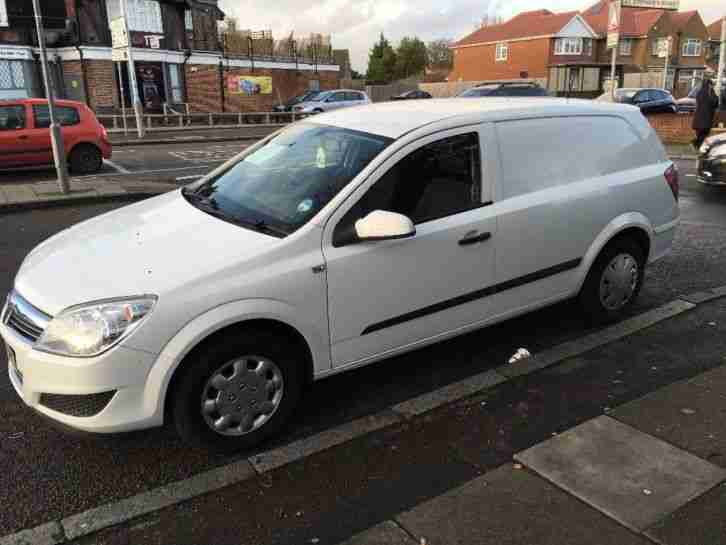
[{"left": 115, "top": 60, "right": 186, "bottom": 112}]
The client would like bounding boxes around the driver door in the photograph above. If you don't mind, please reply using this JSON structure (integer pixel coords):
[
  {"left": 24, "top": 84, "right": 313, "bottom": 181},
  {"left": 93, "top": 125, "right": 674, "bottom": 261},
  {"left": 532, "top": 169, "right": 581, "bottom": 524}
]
[{"left": 322, "top": 125, "right": 498, "bottom": 368}]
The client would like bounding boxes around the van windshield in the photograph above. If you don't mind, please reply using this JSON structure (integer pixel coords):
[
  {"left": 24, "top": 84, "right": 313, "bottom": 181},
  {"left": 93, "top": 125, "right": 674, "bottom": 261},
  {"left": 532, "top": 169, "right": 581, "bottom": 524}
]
[{"left": 182, "top": 123, "right": 391, "bottom": 237}]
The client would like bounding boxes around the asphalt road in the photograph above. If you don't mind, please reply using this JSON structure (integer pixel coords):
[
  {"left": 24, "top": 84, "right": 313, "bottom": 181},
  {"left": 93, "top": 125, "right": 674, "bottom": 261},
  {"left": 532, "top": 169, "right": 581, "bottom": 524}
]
[
  {"left": 0, "top": 158, "right": 724, "bottom": 539},
  {"left": 0, "top": 140, "right": 253, "bottom": 186}
]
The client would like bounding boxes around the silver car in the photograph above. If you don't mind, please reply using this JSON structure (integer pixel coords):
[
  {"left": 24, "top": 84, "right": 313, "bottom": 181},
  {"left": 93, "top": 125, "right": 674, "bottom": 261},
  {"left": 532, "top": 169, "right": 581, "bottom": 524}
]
[{"left": 293, "top": 89, "right": 371, "bottom": 114}]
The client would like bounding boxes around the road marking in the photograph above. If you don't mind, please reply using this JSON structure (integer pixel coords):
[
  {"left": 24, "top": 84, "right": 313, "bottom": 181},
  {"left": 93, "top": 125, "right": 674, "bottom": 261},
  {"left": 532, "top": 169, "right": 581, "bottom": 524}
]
[
  {"left": 103, "top": 159, "right": 130, "bottom": 174},
  {"left": 686, "top": 174, "right": 697, "bottom": 177},
  {"left": 0, "top": 292, "right": 719, "bottom": 545}
]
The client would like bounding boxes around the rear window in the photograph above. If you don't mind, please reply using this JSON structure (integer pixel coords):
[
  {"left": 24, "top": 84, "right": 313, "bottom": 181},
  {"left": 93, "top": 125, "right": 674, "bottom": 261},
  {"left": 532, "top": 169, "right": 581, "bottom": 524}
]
[
  {"left": 0, "top": 105, "right": 25, "bottom": 130},
  {"left": 33, "top": 105, "right": 80, "bottom": 128},
  {"left": 496, "top": 116, "right": 650, "bottom": 199}
]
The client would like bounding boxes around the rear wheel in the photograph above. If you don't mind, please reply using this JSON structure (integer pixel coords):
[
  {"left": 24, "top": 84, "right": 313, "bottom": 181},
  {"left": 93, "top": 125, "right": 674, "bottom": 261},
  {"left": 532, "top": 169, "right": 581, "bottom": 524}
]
[
  {"left": 69, "top": 144, "right": 103, "bottom": 174},
  {"left": 579, "top": 237, "right": 645, "bottom": 323},
  {"left": 171, "top": 328, "right": 304, "bottom": 451}
]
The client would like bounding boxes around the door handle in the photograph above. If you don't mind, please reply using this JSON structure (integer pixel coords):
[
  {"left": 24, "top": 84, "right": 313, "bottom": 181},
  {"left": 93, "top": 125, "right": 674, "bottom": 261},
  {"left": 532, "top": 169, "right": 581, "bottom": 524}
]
[{"left": 459, "top": 231, "right": 492, "bottom": 246}]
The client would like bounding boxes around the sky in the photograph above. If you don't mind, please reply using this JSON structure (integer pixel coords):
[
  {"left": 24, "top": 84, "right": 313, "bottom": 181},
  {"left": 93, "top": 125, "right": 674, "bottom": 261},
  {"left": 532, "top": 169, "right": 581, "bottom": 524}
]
[{"left": 219, "top": 0, "right": 724, "bottom": 72}]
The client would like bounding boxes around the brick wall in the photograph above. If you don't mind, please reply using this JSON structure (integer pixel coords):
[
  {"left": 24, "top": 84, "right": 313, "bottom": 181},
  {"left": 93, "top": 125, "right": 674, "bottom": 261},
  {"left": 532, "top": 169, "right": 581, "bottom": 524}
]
[
  {"left": 84, "top": 60, "right": 117, "bottom": 111},
  {"left": 185, "top": 64, "right": 223, "bottom": 112},
  {"left": 647, "top": 113, "right": 726, "bottom": 143},
  {"left": 186, "top": 64, "right": 339, "bottom": 113},
  {"left": 450, "top": 38, "right": 551, "bottom": 82}
]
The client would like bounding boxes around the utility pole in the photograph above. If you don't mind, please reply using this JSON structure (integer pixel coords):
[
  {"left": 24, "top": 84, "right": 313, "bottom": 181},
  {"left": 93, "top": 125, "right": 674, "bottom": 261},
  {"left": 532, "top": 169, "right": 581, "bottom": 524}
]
[
  {"left": 717, "top": 17, "right": 726, "bottom": 109},
  {"left": 662, "top": 37, "right": 672, "bottom": 90},
  {"left": 120, "top": 0, "right": 145, "bottom": 137},
  {"left": 608, "top": 0, "right": 621, "bottom": 99},
  {"left": 32, "top": 0, "right": 69, "bottom": 194}
]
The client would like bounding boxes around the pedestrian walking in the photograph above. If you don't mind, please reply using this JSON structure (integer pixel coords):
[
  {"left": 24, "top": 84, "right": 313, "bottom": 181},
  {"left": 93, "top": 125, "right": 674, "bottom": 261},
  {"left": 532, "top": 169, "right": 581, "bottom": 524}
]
[{"left": 692, "top": 78, "right": 719, "bottom": 150}]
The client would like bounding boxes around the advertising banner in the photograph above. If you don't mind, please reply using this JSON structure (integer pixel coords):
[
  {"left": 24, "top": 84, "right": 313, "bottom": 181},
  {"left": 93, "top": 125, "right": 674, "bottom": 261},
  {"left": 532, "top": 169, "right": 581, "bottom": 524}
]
[{"left": 227, "top": 76, "right": 273, "bottom": 95}]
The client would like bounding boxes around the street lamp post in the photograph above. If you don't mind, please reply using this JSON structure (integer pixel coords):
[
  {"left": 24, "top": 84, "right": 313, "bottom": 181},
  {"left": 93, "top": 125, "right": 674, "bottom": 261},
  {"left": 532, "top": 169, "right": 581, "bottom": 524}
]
[
  {"left": 32, "top": 0, "right": 69, "bottom": 194},
  {"left": 120, "top": 0, "right": 145, "bottom": 138},
  {"left": 717, "top": 17, "right": 726, "bottom": 109}
]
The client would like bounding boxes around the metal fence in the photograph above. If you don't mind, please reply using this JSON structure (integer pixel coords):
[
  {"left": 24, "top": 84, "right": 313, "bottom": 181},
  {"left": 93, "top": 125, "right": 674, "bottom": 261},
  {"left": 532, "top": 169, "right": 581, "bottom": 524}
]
[{"left": 98, "top": 111, "right": 314, "bottom": 133}]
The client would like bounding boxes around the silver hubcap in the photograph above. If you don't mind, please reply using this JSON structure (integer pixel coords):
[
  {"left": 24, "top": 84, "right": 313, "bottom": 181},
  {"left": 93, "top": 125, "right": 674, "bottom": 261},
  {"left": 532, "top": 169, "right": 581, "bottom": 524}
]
[
  {"left": 201, "top": 356, "right": 284, "bottom": 436},
  {"left": 599, "top": 253, "right": 639, "bottom": 311}
]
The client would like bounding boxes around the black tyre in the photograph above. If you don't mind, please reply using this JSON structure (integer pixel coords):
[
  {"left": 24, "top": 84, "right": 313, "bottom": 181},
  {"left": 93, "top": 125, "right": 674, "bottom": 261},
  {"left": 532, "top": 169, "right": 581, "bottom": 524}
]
[
  {"left": 171, "top": 328, "right": 304, "bottom": 451},
  {"left": 313, "top": 108, "right": 323, "bottom": 113},
  {"left": 579, "top": 237, "right": 646, "bottom": 323},
  {"left": 69, "top": 144, "right": 103, "bottom": 174}
]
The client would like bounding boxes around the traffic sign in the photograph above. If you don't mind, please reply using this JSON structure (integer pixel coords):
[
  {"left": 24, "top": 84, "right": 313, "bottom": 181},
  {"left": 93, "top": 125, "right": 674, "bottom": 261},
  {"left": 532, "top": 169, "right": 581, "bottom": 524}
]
[
  {"left": 607, "top": 0, "right": 620, "bottom": 49},
  {"left": 110, "top": 17, "right": 129, "bottom": 49}
]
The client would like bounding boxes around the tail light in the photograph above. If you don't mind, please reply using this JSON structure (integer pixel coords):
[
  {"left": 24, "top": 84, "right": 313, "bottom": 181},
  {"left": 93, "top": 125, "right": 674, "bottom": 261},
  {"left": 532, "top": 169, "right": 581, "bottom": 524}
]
[
  {"left": 100, "top": 124, "right": 109, "bottom": 142},
  {"left": 664, "top": 164, "right": 679, "bottom": 201}
]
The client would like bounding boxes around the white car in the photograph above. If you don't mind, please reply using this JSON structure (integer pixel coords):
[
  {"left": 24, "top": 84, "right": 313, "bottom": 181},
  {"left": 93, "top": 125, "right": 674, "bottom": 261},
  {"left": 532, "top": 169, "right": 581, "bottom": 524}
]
[
  {"left": 1, "top": 99, "right": 679, "bottom": 450},
  {"left": 293, "top": 89, "right": 371, "bottom": 114}
]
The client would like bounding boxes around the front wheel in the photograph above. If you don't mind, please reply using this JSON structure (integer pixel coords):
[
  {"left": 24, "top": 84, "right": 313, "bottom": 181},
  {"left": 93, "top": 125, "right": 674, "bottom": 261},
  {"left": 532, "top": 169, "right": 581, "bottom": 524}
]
[
  {"left": 171, "top": 329, "right": 304, "bottom": 451},
  {"left": 579, "top": 237, "right": 645, "bottom": 323}
]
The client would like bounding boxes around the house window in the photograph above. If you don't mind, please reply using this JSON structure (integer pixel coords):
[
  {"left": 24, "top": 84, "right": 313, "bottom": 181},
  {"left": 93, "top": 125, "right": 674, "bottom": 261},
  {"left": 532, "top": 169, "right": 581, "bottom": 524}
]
[
  {"left": 554, "top": 38, "right": 583, "bottom": 55},
  {"left": 583, "top": 38, "right": 593, "bottom": 56},
  {"left": 495, "top": 42, "right": 508, "bottom": 61},
  {"left": 106, "top": 0, "right": 163, "bottom": 33},
  {"left": 652, "top": 37, "right": 670, "bottom": 56},
  {"left": 0, "top": 60, "right": 28, "bottom": 99},
  {"left": 682, "top": 38, "right": 702, "bottom": 57},
  {"left": 185, "top": 9, "right": 193, "bottom": 31},
  {"left": 619, "top": 38, "right": 633, "bottom": 56}
]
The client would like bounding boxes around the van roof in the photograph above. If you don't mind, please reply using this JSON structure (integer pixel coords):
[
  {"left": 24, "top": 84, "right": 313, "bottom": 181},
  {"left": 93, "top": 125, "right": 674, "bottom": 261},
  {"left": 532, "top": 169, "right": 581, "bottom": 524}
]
[{"left": 307, "top": 98, "right": 637, "bottom": 139}]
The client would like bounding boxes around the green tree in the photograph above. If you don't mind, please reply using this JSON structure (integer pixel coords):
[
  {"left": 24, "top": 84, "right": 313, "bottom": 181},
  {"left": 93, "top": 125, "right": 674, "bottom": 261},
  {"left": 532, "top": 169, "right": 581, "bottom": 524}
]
[
  {"left": 394, "top": 36, "right": 427, "bottom": 79},
  {"left": 366, "top": 33, "right": 397, "bottom": 83},
  {"left": 426, "top": 39, "right": 453, "bottom": 71}
]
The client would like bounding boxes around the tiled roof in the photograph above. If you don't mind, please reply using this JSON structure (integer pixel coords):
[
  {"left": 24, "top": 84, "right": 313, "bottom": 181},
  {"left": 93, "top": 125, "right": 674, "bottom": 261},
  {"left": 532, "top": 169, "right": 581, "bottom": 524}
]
[
  {"left": 454, "top": 10, "right": 579, "bottom": 47},
  {"left": 582, "top": 0, "right": 664, "bottom": 36},
  {"left": 670, "top": 10, "right": 698, "bottom": 30},
  {"left": 707, "top": 18, "right": 724, "bottom": 40}
]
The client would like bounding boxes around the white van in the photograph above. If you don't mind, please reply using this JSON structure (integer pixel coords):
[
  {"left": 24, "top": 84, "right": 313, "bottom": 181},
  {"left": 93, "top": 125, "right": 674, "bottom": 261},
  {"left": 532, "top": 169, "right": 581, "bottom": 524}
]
[{"left": 1, "top": 99, "right": 679, "bottom": 450}]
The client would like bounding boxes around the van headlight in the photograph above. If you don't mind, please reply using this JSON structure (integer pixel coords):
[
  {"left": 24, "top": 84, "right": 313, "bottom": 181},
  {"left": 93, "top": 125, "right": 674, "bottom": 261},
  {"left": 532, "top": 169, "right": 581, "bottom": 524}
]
[{"left": 35, "top": 296, "right": 157, "bottom": 357}]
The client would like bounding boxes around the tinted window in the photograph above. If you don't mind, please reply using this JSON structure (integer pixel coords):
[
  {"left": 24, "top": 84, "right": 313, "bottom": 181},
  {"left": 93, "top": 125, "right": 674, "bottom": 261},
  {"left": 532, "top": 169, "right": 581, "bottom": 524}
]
[
  {"left": 339, "top": 133, "right": 482, "bottom": 228},
  {"left": 33, "top": 105, "right": 80, "bottom": 128},
  {"left": 0, "top": 105, "right": 25, "bottom": 130},
  {"left": 331, "top": 92, "right": 347, "bottom": 102},
  {"left": 459, "top": 87, "right": 490, "bottom": 97},
  {"left": 635, "top": 91, "right": 653, "bottom": 102},
  {"left": 497, "top": 116, "right": 647, "bottom": 199},
  {"left": 345, "top": 92, "right": 362, "bottom": 101}
]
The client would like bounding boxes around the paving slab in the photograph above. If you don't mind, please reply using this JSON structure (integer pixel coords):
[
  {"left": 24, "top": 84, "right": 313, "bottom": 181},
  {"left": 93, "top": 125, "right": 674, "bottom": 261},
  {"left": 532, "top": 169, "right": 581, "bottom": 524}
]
[
  {"left": 646, "top": 482, "right": 726, "bottom": 545},
  {"left": 612, "top": 365, "right": 726, "bottom": 468},
  {"left": 339, "top": 521, "right": 416, "bottom": 545},
  {"left": 395, "top": 465, "right": 649, "bottom": 545},
  {"left": 515, "top": 416, "right": 726, "bottom": 531}
]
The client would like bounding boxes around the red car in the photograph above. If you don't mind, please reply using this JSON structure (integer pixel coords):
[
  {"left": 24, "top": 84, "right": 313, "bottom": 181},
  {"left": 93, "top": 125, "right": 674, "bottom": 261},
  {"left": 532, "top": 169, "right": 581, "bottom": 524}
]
[{"left": 0, "top": 98, "right": 112, "bottom": 174}]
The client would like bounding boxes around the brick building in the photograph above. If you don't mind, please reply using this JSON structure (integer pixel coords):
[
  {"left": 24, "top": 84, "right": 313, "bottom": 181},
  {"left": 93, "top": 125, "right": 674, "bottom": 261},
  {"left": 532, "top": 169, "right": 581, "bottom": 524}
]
[
  {"left": 450, "top": 2, "right": 709, "bottom": 98},
  {"left": 706, "top": 17, "right": 724, "bottom": 74},
  {"left": 0, "top": 0, "right": 340, "bottom": 113}
]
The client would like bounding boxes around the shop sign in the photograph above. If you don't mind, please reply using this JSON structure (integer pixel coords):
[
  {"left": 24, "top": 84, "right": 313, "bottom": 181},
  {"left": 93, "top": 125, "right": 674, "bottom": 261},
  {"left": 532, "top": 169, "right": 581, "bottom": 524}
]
[
  {"left": 0, "top": 0, "right": 7, "bottom": 27},
  {"left": 0, "top": 46, "right": 33, "bottom": 60},
  {"left": 621, "top": 0, "right": 678, "bottom": 9},
  {"left": 144, "top": 35, "right": 162, "bottom": 49},
  {"left": 227, "top": 75, "right": 273, "bottom": 95}
]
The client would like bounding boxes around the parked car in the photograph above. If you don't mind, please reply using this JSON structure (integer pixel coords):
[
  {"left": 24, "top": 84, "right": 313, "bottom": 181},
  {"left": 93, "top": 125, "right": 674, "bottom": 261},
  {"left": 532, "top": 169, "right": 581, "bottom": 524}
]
[
  {"left": 457, "top": 82, "right": 550, "bottom": 97},
  {"left": 697, "top": 132, "right": 726, "bottom": 185},
  {"left": 597, "top": 88, "right": 678, "bottom": 114},
  {"left": 293, "top": 89, "right": 371, "bottom": 113},
  {"left": 1, "top": 99, "right": 678, "bottom": 450},
  {"left": 0, "top": 98, "right": 111, "bottom": 174},
  {"left": 272, "top": 91, "right": 321, "bottom": 113},
  {"left": 676, "top": 85, "right": 699, "bottom": 113},
  {"left": 390, "top": 89, "right": 432, "bottom": 100}
]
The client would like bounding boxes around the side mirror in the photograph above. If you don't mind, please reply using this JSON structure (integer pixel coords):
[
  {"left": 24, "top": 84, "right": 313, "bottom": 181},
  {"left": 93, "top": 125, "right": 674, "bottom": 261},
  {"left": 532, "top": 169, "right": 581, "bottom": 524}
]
[
  {"left": 333, "top": 210, "right": 416, "bottom": 247},
  {"left": 355, "top": 210, "right": 415, "bottom": 241}
]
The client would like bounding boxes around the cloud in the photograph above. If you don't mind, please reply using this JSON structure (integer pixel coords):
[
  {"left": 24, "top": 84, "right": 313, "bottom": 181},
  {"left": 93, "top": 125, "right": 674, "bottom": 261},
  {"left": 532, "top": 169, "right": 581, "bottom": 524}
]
[{"left": 220, "top": 0, "right": 726, "bottom": 73}]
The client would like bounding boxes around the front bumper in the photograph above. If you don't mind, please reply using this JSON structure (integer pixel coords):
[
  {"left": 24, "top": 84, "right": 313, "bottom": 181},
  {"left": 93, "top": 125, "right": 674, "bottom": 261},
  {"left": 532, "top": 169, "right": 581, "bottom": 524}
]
[
  {"left": 697, "top": 158, "right": 726, "bottom": 186},
  {"left": 1, "top": 317, "right": 162, "bottom": 433}
]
